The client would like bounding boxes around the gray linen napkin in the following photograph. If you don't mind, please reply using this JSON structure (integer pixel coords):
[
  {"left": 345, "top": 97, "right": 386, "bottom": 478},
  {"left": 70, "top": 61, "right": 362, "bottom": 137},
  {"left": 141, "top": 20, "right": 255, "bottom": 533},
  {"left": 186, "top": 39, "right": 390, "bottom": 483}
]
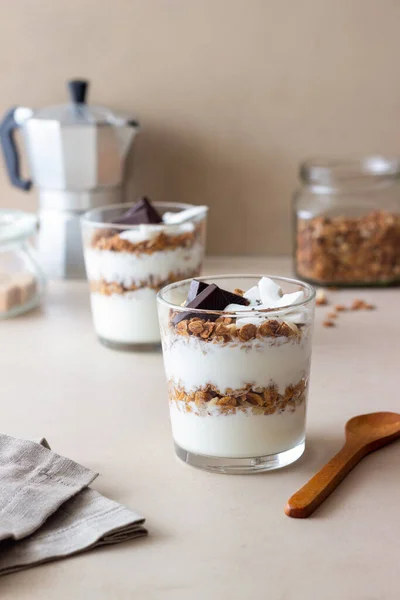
[{"left": 0, "top": 434, "right": 147, "bottom": 575}]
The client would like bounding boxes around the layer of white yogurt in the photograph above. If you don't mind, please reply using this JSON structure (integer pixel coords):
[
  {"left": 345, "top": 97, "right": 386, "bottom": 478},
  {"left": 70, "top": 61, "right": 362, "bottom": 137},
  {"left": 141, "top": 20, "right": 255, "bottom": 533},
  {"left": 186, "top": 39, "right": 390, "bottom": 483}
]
[
  {"left": 90, "top": 288, "right": 161, "bottom": 344},
  {"left": 162, "top": 333, "right": 312, "bottom": 394},
  {"left": 170, "top": 401, "right": 306, "bottom": 457},
  {"left": 84, "top": 243, "right": 203, "bottom": 288}
]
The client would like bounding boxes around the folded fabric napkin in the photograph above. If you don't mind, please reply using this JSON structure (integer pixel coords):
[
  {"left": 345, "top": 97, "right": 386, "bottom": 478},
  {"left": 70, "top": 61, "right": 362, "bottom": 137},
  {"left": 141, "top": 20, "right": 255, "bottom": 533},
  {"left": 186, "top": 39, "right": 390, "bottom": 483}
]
[{"left": 0, "top": 434, "right": 147, "bottom": 576}]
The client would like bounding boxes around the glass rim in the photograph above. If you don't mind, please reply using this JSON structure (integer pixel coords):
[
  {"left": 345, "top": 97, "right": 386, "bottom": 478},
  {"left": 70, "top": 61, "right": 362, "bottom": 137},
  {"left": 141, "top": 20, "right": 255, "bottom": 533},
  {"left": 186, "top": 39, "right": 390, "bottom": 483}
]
[
  {"left": 81, "top": 201, "right": 208, "bottom": 230},
  {"left": 0, "top": 209, "right": 38, "bottom": 245},
  {"left": 157, "top": 274, "right": 316, "bottom": 316}
]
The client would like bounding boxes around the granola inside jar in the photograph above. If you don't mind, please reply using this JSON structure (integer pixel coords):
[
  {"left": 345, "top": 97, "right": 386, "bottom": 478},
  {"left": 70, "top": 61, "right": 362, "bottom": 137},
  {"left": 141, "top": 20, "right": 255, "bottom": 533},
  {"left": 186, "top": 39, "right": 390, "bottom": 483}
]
[{"left": 294, "top": 157, "right": 400, "bottom": 286}]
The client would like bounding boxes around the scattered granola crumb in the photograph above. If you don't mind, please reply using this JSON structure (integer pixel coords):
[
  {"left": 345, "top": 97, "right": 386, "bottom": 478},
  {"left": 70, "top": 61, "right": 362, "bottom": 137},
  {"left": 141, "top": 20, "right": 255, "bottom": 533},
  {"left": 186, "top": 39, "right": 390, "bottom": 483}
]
[
  {"left": 323, "top": 320, "right": 335, "bottom": 327},
  {"left": 351, "top": 299, "right": 376, "bottom": 311},
  {"left": 351, "top": 299, "right": 366, "bottom": 310},
  {"left": 327, "top": 312, "right": 337, "bottom": 319},
  {"left": 316, "top": 289, "right": 328, "bottom": 306},
  {"left": 335, "top": 304, "right": 347, "bottom": 312}
]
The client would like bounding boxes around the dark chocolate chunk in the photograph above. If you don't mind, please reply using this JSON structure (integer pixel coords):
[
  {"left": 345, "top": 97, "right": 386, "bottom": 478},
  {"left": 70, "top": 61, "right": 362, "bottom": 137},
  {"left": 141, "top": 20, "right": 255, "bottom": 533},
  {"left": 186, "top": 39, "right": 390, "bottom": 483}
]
[
  {"left": 173, "top": 283, "right": 249, "bottom": 325},
  {"left": 186, "top": 279, "right": 209, "bottom": 303},
  {"left": 221, "top": 289, "right": 249, "bottom": 307},
  {"left": 187, "top": 284, "right": 225, "bottom": 311},
  {"left": 173, "top": 284, "right": 222, "bottom": 324},
  {"left": 114, "top": 197, "right": 162, "bottom": 225}
]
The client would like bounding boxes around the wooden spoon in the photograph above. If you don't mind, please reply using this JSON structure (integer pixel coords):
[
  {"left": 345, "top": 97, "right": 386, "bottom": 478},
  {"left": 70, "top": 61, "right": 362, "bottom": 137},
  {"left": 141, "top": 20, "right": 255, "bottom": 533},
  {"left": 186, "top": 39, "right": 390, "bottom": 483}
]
[{"left": 285, "top": 412, "right": 400, "bottom": 518}]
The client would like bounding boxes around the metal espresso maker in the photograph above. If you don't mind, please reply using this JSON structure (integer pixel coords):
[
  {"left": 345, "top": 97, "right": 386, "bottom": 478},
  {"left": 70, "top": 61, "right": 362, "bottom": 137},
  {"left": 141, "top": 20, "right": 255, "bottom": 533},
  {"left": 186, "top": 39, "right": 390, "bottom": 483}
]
[{"left": 0, "top": 79, "right": 139, "bottom": 278}]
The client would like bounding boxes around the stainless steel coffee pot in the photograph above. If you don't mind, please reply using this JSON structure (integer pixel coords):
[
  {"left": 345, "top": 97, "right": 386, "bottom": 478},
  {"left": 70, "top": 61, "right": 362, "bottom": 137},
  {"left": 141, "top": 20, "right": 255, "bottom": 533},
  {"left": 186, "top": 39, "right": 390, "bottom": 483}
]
[{"left": 0, "top": 79, "right": 139, "bottom": 278}]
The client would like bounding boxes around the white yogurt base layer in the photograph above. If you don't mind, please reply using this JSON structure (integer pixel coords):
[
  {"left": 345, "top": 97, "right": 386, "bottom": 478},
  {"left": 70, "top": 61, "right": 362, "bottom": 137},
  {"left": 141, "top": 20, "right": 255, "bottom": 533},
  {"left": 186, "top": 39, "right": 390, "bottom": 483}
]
[
  {"left": 84, "top": 243, "right": 204, "bottom": 288},
  {"left": 163, "top": 334, "right": 312, "bottom": 394},
  {"left": 90, "top": 289, "right": 161, "bottom": 344},
  {"left": 170, "top": 402, "right": 306, "bottom": 457}
]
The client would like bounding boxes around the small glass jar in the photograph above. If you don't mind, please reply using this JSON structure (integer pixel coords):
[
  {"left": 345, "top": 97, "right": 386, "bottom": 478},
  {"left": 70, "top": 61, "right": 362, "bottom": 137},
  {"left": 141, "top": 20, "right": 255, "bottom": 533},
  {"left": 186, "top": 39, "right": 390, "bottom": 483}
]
[
  {"left": 157, "top": 275, "right": 315, "bottom": 474},
  {"left": 294, "top": 157, "right": 400, "bottom": 286},
  {"left": 0, "top": 210, "right": 45, "bottom": 318}
]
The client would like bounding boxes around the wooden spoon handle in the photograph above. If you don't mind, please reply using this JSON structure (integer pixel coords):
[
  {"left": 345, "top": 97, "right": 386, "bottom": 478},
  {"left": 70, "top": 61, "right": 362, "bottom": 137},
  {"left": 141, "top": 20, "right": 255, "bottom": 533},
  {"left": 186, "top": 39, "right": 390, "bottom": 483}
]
[{"left": 285, "top": 442, "right": 366, "bottom": 518}]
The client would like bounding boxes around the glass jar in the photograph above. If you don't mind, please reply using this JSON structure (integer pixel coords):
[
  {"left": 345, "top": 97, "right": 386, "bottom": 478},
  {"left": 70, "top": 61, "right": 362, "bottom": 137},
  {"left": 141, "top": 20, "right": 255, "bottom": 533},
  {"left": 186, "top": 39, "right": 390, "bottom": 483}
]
[
  {"left": 157, "top": 274, "right": 315, "bottom": 474},
  {"left": 0, "top": 210, "right": 45, "bottom": 318},
  {"left": 294, "top": 157, "right": 400, "bottom": 286}
]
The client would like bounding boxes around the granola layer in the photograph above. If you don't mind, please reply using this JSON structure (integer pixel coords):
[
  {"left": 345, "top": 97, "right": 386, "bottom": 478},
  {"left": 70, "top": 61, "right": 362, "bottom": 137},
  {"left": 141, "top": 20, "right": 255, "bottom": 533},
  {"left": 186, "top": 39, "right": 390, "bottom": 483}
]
[
  {"left": 168, "top": 378, "right": 307, "bottom": 416},
  {"left": 170, "top": 315, "right": 302, "bottom": 343},
  {"left": 296, "top": 209, "right": 400, "bottom": 284},
  {"left": 90, "top": 268, "right": 201, "bottom": 296},
  {"left": 90, "top": 221, "right": 205, "bottom": 254}
]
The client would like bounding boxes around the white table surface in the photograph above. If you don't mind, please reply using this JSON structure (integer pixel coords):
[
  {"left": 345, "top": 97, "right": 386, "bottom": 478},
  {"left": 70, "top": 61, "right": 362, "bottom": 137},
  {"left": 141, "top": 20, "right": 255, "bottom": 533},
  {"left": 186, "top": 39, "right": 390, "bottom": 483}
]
[{"left": 1, "top": 257, "right": 399, "bottom": 600}]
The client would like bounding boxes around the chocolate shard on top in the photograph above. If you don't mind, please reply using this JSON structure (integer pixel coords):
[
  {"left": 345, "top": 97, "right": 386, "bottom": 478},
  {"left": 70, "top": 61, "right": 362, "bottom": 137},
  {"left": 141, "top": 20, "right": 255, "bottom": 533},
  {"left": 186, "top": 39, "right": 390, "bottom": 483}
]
[
  {"left": 186, "top": 279, "right": 209, "bottom": 303},
  {"left": 114, "top": 197, "right": 162, "bottom": 225},
  {"left": 173, "top": 284, "right": 221, "bottom": 325},
  {"left": 221, "top": 289, "right": 249, "bottom": 307},
  {"left": 187, "top": 284, "right": 226, "bottom": 311},
  {"left": 173, "top": 282, "right": 250, "bottom": 325}
]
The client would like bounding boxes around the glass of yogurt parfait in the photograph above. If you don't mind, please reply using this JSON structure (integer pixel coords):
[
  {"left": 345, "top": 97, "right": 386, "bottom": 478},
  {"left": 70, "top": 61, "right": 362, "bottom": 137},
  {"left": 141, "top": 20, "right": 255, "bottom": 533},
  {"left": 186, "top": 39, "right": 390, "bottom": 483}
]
[
  {"left": 81, "top": 198, "right": 208, "bottom": 351},
  {"left": 157, "top": 275, "right": 315, "bottom": 473}
]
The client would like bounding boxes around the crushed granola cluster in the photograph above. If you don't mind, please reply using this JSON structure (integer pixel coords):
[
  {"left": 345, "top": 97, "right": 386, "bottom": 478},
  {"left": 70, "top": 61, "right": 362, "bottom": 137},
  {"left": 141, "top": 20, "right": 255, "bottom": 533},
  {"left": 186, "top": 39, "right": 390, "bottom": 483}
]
[
  {"left": 296, "top": 210, "right": 400, "bottom": 284},
  {"left": 169, "top": 378, "right": 307, "bottom": 416},
  {"left": 314, "top": 288, "right": 377, "bottom": 327},
  {"left": 90, "top": 268, "right": 200, "bottom": 296},
  {"left": 90, "top": 221, "right": 204, "bottom": 254},
  {"left": 172, "top": 315, "right": 302, "bottom": 343}
]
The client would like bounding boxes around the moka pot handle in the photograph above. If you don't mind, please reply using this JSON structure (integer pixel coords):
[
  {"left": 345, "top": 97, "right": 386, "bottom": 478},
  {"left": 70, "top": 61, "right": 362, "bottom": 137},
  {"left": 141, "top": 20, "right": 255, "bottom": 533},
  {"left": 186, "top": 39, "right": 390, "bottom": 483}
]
[{"left": 0, "top": 107, "right": 32, "bottom": 191}]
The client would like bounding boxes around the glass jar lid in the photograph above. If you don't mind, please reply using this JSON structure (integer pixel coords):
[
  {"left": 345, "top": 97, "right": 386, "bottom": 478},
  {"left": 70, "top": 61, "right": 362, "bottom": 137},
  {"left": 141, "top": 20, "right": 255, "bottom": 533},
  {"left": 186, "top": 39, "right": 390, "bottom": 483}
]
[
  {"left": 300, "top": 156, "right": 400, "bottom": 190},
  {"left": 0, "top": 209, "right": 38, "bottom": 244}
]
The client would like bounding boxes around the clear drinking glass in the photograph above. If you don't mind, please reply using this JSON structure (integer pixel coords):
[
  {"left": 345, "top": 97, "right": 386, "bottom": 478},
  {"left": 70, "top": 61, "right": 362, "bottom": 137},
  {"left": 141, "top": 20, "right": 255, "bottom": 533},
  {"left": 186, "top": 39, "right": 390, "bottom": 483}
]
[
  {"left": 81, "top": 202, "right": 207, "bottom": 351},
  {"left": 157, "top": 275, "right": 315, "bottom": 474}
]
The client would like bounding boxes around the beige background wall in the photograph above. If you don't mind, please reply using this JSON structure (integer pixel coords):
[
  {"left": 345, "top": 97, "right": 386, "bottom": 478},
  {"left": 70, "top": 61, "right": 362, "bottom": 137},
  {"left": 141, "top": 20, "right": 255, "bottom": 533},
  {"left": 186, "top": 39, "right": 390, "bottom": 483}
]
[{"left": 1, "top": 0, "right": 400, "bottom": 255}]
